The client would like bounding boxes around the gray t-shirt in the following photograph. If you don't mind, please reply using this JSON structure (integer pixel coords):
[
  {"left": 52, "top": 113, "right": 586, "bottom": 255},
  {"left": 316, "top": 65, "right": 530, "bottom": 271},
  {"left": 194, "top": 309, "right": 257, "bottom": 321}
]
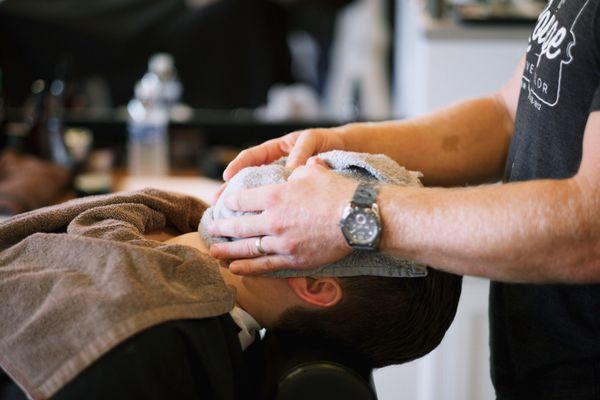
[{"left": 491, "top": 0, "right": 600, "bottom": 397}]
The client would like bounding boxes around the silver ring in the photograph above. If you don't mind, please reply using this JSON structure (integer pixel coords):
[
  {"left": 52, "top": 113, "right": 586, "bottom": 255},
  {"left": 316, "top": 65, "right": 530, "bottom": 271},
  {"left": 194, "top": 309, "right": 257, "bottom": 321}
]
[{"left": 255, "top": 236, "right": 267, "bottom": 255}]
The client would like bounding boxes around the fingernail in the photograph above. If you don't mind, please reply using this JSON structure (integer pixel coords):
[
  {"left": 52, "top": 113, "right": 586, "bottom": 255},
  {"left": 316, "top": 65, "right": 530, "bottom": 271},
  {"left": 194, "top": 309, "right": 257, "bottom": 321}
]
[{"left": 229, "top": 262, "right": 241, "bottom": 274}]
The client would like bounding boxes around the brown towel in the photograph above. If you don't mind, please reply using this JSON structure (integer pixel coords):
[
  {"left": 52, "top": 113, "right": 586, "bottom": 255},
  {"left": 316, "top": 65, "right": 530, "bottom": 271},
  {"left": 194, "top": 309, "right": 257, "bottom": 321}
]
[
  {"left": 0, "top": 188, "right": 235, "bottom": 400},
  {"left": 0, "top": 151, "right": 70, "bottom": 216}
]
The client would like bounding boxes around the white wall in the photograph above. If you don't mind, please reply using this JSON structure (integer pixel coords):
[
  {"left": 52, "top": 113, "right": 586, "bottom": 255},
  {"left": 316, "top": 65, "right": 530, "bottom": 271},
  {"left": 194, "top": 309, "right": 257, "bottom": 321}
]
[{"left": 373, "top": 277, "right": 495, "bottom": 400}]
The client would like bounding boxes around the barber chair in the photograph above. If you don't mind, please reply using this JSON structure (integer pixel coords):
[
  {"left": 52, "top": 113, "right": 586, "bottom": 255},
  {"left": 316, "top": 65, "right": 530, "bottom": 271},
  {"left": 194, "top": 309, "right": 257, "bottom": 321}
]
[
  {"left": 0, "top": 332, "right": 379, "bottom": 400},
  {"left": 256, "top": 332, "right": 378, "bottom": 400}
]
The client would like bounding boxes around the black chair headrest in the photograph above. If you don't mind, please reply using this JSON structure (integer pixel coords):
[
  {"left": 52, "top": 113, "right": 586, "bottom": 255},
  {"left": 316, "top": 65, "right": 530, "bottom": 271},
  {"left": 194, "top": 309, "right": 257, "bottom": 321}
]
[
  {"left": 277, "top": 361, "right": 377, "bottom": 400},
  {"left": 254, "top": 331, "right": 378, "bottom": 400}
]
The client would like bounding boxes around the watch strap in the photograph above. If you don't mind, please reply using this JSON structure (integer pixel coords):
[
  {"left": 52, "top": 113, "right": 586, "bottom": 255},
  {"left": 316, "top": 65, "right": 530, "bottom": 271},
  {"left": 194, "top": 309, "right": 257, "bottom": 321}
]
[{"left": 352, "top": 182, "right": 379, "bottom": 207}]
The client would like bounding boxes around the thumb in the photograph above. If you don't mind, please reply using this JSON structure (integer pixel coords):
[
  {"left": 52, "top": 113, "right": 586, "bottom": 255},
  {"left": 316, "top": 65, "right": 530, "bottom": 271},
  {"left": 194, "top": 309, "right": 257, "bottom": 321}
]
[{"left": 212, "top": 182, "right": 228, "bottom": 204}]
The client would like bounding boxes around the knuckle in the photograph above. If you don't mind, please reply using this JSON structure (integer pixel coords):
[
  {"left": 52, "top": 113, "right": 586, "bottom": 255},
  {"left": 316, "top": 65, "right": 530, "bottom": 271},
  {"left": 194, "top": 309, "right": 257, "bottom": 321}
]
[
  {"left": 300, "top": 129, "right": 315, "bottom": 139},
  {"left": 265, "top": 189, "right": 280, "bottom": 207},
  {"left": 292, "top": 165, "right": 311, "bottom": 179},
  {"left": 282, "top": 238, "right": 298, "bottom": 254},
  {"left": 295, "top": 253, "right": 310, "bottom": 268},
  {"left": 237, "top": 149, "right": 249, "bottom": 160},
  {"left": 246, "top": 240, "right": 256, "bottom": 255},
  {"left": 209, "top": 244, "right": 221, "bottom": 257},
  {"left": 267, "top": 217, "right": 284, "bottom": 235},
  {"left": 263, "top": 257, "right": 276, "bottom": 272}
]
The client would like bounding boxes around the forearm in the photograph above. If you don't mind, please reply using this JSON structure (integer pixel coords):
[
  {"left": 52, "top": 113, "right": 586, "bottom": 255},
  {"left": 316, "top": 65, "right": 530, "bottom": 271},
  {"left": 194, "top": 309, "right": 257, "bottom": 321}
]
[
  {"left": 378, "top": 177, "right": 600, "bottom": 283},
  {"left": 336, "top": 95, "right": 514, "bottom": 186}
]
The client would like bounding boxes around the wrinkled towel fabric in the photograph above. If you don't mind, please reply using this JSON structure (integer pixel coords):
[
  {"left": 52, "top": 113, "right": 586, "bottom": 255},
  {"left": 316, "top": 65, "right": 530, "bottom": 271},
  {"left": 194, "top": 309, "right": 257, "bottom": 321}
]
[
  {"left": 0, "top": 189, "right": 235, "bottom": 400},
  {"left": 200, "top": 150, "right": 428, "bottom": 278}
]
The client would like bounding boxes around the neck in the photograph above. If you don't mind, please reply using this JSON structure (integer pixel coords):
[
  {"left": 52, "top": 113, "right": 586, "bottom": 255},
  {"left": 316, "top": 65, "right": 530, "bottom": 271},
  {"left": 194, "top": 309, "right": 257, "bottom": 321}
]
[{"left": 165, "top": 232, "right": 274, "bottom": 326}]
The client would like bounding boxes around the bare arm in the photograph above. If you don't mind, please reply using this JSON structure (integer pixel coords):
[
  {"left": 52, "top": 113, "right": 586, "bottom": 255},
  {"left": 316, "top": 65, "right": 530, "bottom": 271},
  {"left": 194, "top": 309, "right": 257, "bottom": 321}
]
[
  {"left": 336, "top": 95, "right": 512, "bottom": 186},
  {"left": 378, "top": 111, "right": 600, "bottom": 283}
]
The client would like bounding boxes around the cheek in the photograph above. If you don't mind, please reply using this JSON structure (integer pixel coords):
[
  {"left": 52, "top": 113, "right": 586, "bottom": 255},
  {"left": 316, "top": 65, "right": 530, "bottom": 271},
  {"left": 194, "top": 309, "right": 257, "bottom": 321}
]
[{"left": 243, "top": 277, "right": 294, "bottom": 306}]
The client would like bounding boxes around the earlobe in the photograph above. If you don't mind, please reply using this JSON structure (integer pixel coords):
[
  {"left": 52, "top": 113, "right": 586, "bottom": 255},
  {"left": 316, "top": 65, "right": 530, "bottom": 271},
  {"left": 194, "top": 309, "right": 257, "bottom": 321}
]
[{"left": 286, "top": 277, "right": 343, "bottom": 308}]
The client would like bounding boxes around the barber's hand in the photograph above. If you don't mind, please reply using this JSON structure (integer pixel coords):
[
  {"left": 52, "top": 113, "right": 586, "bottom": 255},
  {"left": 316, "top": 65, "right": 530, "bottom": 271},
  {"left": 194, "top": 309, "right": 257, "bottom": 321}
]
[
  {"left": 208, "top": 160, "right": 355, "bottom": 275},
  {"left": 213, "top": 128, "right": 347, "bottom": 203}
]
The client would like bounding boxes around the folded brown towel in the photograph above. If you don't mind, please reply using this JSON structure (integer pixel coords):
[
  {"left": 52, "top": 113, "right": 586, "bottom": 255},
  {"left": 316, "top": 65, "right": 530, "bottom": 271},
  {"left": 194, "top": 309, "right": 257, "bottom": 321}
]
[
  {"left": 0, "top": 188, "right": 235, "bottom": 400},
  {"left": 0, "top": 151, "right": 70, "bottom": 216}
]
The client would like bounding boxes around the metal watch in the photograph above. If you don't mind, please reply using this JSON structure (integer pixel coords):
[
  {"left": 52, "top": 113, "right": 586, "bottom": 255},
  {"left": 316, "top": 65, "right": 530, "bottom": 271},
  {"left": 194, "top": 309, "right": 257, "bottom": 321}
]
[{"left": 339, "top": 182, "right": 382, "bottom": 250}]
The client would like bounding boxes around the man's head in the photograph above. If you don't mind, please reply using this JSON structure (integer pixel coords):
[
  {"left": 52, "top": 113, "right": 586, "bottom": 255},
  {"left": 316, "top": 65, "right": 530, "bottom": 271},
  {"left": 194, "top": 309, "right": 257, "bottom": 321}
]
[
  {"left": 221, "top": 258, "right": 462, "bottom": 368},
  {"left": 273, "top": 270, "right": 462, "bottom": 368}
]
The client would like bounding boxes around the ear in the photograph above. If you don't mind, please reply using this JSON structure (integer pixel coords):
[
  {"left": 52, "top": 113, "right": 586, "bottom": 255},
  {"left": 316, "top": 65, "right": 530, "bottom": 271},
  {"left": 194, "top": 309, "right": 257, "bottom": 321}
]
[{"left": 286, "top": 277, "right": 343, "bottom": 308}]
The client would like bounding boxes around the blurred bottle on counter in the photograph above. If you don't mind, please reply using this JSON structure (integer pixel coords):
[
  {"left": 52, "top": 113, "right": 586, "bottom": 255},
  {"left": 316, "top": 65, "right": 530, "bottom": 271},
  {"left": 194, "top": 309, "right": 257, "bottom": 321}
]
[
  {"left": 46, "top": 58, "right": 73, "bottom": 169},
  {"left": 18, "top": 57, "right": 75, "bottom": 170},
  {"left": 148, "top": 53, "right": 182, "bottom": 109},
  {"left": 22, "top": 79, "right": 47, "bottom": 157},
  {"left": 127, "top": 70, "right": 169, "bottom": 176}
]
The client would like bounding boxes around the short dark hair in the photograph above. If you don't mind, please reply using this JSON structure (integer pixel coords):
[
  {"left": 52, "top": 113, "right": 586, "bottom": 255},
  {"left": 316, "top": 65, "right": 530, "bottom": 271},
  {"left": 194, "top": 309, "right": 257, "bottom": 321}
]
[{"left": 273, "top": 268, "right": 462, "bottom": 369}]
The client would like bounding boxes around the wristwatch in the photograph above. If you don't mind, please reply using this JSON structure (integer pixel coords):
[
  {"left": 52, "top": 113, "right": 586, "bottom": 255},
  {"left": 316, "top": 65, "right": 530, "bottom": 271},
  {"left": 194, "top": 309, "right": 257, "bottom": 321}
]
[{"left": 340, "top": 182, "right": 382, "bottom": 250}]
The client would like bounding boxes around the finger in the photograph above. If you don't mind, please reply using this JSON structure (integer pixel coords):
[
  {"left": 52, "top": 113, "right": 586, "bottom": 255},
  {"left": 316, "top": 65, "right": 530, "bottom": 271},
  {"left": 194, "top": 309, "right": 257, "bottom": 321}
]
[
  {"left": 209, "top": 214, "right": 271, "bottom": 238},
  {"left": 306, "top": 156, "right": 331, "bottom": 169},
  {"left": 288, "top": 163, "right": 326, "bottom": 181},
  {"left": 286, "top": 131, "right": 319, "bottom": 169},
  {"left": 229, "top": 255, "right": 293, "bottom": 275},
  {"left": 223, "top": 139, "right": 286, "bottom": 181},
  {"left": 223, "top": 184, "right": 280, "bottom": 212},
  {"left": 210, "top": 236, "right": 277, "bottom": 259},
  {"left": 212, "top": 182, "right": 228, "bottom": 204}
]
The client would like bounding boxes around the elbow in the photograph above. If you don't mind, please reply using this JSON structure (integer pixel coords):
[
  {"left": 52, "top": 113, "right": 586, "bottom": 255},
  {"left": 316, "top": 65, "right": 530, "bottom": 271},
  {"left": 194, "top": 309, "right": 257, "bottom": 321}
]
[
  {"left": 566, "top": 176, "right": 600, "bottom": 283},
  {"left": 562, "top": 243, "right": 600, "bottom": 283}
]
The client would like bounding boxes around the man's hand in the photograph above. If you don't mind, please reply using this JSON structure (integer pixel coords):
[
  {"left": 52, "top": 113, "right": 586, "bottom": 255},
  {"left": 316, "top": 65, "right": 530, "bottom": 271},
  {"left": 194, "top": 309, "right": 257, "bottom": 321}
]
[
  {"left": 211, "top": 129, "right": 348, "bottom": 203},
  {"left": 208, "top": 162, "right": 355, "bottom": 275},
  {"left": 223, "top": 129, "right": 346, "bottom": 181}
]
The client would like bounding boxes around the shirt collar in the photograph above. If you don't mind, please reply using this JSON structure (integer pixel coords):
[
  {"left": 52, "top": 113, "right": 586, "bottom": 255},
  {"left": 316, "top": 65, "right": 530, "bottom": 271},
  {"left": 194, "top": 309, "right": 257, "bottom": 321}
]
[{"left": 229, "top": 306, "right": 261, "bottom": 351}]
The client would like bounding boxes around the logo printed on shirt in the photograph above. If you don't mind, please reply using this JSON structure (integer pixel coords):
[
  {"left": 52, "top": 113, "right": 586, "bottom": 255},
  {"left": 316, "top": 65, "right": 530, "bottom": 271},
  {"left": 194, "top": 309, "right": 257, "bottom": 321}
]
[{"left": 522, "top": 0, "right": 591, "bottom": 109}]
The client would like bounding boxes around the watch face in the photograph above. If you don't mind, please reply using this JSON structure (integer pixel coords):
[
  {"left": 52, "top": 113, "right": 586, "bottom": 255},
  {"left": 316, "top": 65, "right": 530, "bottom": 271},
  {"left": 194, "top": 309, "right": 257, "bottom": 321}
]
[{"left": 341, "top": 208, "right": 381, "bottom": 246}]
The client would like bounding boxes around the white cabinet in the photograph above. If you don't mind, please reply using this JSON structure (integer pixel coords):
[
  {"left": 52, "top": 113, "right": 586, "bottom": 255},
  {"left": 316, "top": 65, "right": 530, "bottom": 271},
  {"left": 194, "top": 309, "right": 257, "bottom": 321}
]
[{"left": 393, "top": 0, "right": 531, "bottom": 118}]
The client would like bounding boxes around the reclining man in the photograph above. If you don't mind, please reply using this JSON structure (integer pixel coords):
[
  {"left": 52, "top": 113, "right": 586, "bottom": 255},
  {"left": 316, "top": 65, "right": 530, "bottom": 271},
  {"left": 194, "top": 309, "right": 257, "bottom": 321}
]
[{"left": 0, "top": 151, "right": 461, "bottom": 400}]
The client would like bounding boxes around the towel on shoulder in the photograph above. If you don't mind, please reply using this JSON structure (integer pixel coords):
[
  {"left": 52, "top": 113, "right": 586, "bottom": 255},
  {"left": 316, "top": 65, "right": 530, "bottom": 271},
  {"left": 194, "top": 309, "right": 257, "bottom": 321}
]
[{"left": 0, "top": 189, "right": 235, "bottom": 400}]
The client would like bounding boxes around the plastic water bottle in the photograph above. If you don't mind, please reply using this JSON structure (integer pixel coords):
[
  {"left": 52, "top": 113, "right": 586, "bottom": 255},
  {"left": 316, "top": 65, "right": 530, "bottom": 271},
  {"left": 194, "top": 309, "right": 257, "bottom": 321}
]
[
  {"left": 127, "top": 73, "right": 169, "bottom": 176},
  {"left": 148, "top": 53, "right": 182, "bottom": 109}
]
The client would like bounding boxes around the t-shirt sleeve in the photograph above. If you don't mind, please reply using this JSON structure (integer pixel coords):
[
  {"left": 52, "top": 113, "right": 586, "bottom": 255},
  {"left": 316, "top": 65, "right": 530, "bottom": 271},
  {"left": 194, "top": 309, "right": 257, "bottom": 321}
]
[
  {"left": 591, "top": 84, "right": 600, "bottom": 112},
  {"left": 593, "top": 0, "right": 600, "bottom": 112}
]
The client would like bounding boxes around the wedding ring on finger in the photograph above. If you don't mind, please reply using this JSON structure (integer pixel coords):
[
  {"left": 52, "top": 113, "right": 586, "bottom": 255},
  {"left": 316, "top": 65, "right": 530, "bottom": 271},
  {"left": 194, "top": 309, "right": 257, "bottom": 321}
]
[{"left": 255, "top": 236, "right": 267, "bottom": 255}]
